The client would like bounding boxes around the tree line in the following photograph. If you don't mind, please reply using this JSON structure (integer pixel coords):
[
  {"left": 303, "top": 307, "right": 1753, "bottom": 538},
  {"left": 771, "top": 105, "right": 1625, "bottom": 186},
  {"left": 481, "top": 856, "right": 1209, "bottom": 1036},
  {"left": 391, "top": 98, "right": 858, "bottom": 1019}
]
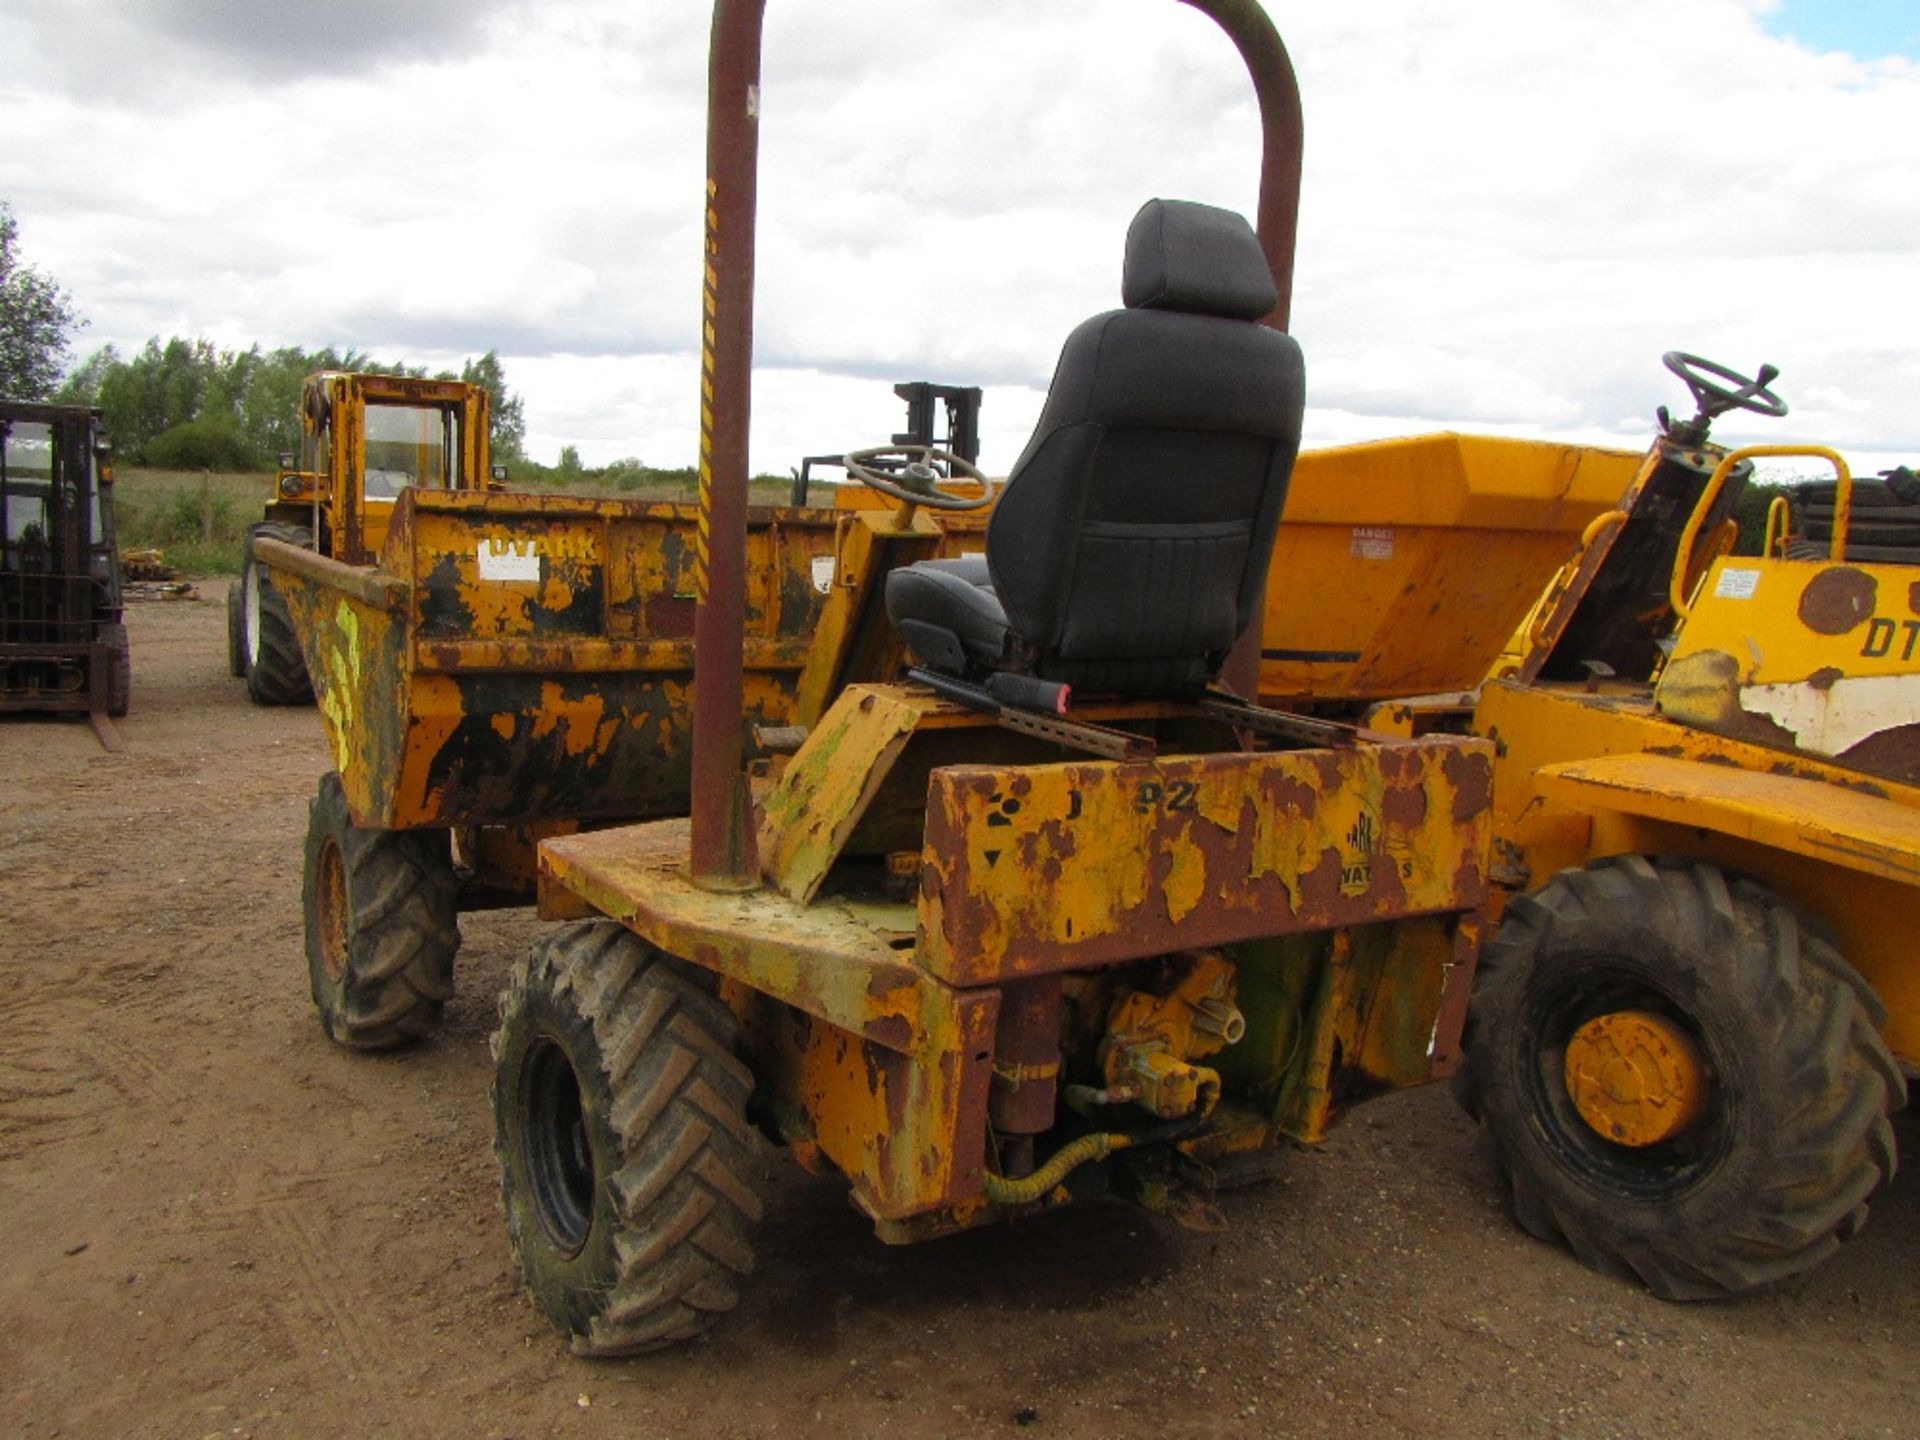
[{"left": 52, "top": 339, "right": 527, "bottom": 471}]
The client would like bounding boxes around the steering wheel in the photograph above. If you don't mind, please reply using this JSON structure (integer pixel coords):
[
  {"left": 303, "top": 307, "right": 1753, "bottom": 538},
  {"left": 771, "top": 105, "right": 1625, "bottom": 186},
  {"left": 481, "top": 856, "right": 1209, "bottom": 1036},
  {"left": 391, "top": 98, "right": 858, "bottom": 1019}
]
[
  {"left": 1662, "top": 351, "right": 1789, "bottom": 421},
  {"left": 841, "top": 445, "right": 996, "bottom": 511}
]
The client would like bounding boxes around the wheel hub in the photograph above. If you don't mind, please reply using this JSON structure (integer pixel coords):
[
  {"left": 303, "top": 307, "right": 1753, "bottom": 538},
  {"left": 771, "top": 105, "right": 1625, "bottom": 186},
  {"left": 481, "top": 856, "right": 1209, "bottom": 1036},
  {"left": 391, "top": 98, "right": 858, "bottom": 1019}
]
[
  {"left": 1563, "top": 1010, "right": 1707, "bottom": 1147},
  {"left": 520, "top": 1038, "right": 595, "bottom": 1257}
]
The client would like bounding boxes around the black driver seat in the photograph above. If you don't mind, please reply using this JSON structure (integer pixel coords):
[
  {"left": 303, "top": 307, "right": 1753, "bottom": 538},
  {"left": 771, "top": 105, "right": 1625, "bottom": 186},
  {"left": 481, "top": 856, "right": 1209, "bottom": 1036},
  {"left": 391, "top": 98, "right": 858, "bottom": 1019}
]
[{"left": 884, "top": 198, "right": 1305, "bottom": 697}]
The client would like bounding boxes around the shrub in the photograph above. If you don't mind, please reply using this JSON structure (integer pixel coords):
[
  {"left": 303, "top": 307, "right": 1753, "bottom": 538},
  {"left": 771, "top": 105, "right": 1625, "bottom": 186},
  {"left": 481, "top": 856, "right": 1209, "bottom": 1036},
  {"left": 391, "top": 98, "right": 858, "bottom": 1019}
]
[{"left": 143, "top": 417, "right": 259, "bottom": 471}]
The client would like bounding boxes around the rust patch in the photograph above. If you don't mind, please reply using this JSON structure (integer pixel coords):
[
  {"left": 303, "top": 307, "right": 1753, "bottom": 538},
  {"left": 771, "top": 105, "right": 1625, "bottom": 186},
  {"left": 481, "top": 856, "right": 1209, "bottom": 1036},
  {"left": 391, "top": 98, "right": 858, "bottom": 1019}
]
[
  {"left": 867, "top": 1014, "right": 913, "bottom": 1052},
  {"left": 1909, "top": 581, "right": 1920, "bottom": 616},
  {"left": 1798, "top": 566, "right": 1877, "bottom": 635},
  {"left": 1836, "top": 723, "right": 1920, "bottom": 788},
  {"left": 1806, "top": 666, "right": 1843, "bottom": 692},
  {"left": 1441, "top": 743, "right": 1493, "bottom": 823},
  {"left": 643, "top": 591, "right": 696, "bottom": 636},
  {"left": 1381, "top": 780, "right": 1427, "bottom": 830}
]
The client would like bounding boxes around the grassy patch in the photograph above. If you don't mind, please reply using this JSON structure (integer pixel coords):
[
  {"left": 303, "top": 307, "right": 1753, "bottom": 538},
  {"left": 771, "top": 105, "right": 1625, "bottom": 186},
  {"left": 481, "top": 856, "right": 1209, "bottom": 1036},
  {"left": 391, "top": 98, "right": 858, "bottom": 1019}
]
[{"left": 112, "top": 467, "right": 272, "bottom": 574}]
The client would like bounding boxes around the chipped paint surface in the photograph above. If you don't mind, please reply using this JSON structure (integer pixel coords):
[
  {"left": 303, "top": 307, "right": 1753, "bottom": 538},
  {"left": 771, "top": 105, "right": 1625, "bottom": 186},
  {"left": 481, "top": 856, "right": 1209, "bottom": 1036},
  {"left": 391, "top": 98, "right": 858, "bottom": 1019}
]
[
  {"left": 538, "top": 682, "right": 1497, "bottom": 1226},
  {"left": 760, "top": 685, "right": 925, "bottom": 901},
  {"left": 263, "top": 486, "right": 839, "bottom": 830},
  {"left": 1740, "top": 672, "right": 1920, "bottom": 763},
  {"left": 541, "top": 815, "right": 1001, "bottom": 1220},
  {"left": 917, "top": 736, "right": 1492, "bottom": 985},
  {"left": 1475, "top": 677, "right": 1920, "bottom": 1064},
  {"left": 1656, "top": 554, "right": 1920, "bottom": 784}
]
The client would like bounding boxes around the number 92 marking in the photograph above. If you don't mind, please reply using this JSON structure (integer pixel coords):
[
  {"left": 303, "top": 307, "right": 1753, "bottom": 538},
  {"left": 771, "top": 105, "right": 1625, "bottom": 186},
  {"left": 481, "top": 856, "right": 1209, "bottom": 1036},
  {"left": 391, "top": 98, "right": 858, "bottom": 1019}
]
[{"left": 1135, "top": 779, "right": 1199, "bottom": 814}]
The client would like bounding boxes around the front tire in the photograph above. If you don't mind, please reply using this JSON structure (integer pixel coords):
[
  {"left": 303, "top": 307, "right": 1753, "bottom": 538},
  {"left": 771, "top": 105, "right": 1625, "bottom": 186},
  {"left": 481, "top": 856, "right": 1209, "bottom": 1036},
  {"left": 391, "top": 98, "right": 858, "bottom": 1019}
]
[
  {"left": 493, "top": 920, "right": 762, "bottom": 1355},
  {"left": 303, "top": 770, "right": 460, "bottom": 1049},
  {"left": 226, "top": 579, "right": 247, "bottom": 678},
  {"left": 243, "top": 522, "right": 314, "bottom": 706},
  {"left": 1463, "top": 855, "right": 1903, "bottom": 1300}
]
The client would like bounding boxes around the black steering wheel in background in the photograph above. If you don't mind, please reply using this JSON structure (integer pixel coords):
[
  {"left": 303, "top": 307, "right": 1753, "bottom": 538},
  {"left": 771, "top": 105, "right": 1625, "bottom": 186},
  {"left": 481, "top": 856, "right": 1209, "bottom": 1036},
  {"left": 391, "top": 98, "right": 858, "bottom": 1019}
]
[
  {"left": 841, "top": 445, "right": 996, "bottom": 511},
  {"left": 1662, "top": 351, "right": 1789, "bottom": 423}
]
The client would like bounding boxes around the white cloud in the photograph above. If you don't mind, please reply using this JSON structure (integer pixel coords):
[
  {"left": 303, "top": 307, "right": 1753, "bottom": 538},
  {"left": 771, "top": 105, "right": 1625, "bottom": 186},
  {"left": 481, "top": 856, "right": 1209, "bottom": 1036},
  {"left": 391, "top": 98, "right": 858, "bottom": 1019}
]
[{"left": 2, "top": 0, "right": 1915, "bottom": 475}]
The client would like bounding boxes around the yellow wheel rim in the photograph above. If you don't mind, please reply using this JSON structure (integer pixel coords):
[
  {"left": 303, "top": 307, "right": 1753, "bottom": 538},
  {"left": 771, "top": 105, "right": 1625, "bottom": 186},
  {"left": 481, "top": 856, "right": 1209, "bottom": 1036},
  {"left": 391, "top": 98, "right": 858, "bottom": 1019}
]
[
  {"left": 1563, "top": 1010, "right": 1708, "bottom": 1147},
  {"left": 316, "top": 838, "right": 350, "bottom": 986}
]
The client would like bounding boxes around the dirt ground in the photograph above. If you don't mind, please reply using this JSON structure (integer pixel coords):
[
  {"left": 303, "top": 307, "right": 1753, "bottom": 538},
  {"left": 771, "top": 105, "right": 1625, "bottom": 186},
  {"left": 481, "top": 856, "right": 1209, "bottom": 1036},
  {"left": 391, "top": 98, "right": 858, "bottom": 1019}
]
[{"left": 1, "top": 585, "right": 1916, "bottom": 1440}]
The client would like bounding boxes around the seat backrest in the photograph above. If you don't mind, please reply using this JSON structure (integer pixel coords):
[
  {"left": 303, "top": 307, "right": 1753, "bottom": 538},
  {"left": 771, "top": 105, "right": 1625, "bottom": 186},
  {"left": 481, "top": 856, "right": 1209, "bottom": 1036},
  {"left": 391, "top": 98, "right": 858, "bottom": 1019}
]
[{"left": 986, "top": 198, "right": 1306, "bottom": 694}]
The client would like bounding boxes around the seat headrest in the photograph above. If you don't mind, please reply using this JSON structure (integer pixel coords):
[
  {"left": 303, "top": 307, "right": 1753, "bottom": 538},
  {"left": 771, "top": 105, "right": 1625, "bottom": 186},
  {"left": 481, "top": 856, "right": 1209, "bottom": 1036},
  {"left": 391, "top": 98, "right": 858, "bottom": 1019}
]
[{"left": 1120, "top": 198, "right": 1277, "bottom": 322}]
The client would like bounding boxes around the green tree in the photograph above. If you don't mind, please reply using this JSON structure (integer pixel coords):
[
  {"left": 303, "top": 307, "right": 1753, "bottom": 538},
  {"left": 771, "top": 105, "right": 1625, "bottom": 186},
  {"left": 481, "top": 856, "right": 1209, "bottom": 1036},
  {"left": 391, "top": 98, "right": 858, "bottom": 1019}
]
[
  {"left": 461, "top": 350, "right": 526, "bottom": 461},
  {"left": 0, "top": 200, "right": 85, "bottom": 399},
  {"left": 53, "top": 343, "right": 119, "bottom": 407}
]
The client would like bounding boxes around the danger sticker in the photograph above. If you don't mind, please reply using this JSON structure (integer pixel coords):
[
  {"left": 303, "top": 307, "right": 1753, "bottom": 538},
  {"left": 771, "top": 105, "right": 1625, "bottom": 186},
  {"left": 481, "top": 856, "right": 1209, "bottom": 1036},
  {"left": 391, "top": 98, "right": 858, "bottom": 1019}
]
[
  {"left": 1713, "top": 567, "right": 1761, "bottom": 600},
  {"left": 811, "top": 554, "right": 835, "bottom": 594},
  {"left": 477, "top": 539, "right": 541, "bottom": 582},
  {"left": 1351, "top": 527, "right": 1394, "bottom": 560}
]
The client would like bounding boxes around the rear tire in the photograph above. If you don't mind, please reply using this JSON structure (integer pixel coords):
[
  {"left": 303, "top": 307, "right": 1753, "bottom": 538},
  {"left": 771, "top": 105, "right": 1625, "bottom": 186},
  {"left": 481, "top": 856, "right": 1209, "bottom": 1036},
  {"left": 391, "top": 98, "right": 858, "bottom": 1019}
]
[
  {"left": 243, "top": 522, "right": 314, "bottom": 706},
  {"left": 1463, "top": 855, "right": 1904, "bottom": 1299},
  {"left": 303, "top": 770, "right": 460, "bottom": 1050},
  {"left": 493, "top": 920, "right": 762, "bottom": 1355}
]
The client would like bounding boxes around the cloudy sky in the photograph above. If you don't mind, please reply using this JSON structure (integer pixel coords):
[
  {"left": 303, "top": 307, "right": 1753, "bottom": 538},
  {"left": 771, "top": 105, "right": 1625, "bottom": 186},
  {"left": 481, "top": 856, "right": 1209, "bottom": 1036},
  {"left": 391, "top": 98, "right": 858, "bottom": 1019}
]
[{"left": 3, "top": 0, "right": 1917, "bottom": 480}]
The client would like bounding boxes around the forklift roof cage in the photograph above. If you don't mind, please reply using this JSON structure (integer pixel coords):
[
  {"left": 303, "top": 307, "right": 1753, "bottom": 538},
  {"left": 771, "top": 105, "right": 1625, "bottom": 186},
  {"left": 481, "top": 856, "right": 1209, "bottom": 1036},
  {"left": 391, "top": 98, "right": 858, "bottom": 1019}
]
[{"left": 689, "top": 0, "right": 1305, "bottom": 885}]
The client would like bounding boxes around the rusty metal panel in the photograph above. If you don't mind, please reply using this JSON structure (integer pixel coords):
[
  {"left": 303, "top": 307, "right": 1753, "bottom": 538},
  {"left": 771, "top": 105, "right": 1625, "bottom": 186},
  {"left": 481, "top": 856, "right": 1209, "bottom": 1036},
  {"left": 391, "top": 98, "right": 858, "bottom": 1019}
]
[
  {"left": 916, "top": 737, "right": 1492, "bottom": 986},
  {"left": 542, "top": 816, "right": 931, "bottom": 1052},
  {"left": 1260, "top": 919, "right": 1459, "bottom": 1143},
  {"left": 1656, "top": 555, "right": 1920, "bottom": 784},
  {"left": 759, "top": 684, "right": 931, "bottom": 901},
  {"left": 275, "top": 580, "right": 409, "bottom": 825},
  {"left": 263, "top": 488, "right": 837, "bottom": 832},
  {"left": 1475, "top": 679, "right": 1920, "bottom": 1065},
  {"left": 749, "top": 987, "right": 999, "bottom": 1222},
  {"left": 1532, "top": 753, "right": 1920, "bottom": 887}
]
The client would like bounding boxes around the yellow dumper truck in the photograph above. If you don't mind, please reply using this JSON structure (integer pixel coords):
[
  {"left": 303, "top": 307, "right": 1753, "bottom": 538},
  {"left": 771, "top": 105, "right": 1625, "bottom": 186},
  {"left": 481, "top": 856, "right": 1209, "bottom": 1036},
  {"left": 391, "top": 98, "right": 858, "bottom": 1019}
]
[
  {"left": 1259, "top": 352, "right": 1910, "bottom": 1301},
  {"left": 262, "top": 0, "right": 1505, "bottom": 1357}
]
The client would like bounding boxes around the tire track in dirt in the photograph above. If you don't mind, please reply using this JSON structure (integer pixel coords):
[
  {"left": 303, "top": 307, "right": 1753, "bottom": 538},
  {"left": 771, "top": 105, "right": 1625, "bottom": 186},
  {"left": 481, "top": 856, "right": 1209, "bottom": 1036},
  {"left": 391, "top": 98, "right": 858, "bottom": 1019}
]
[{"left": 0, "top": 1011, "right": 192, "bottom": 1160}]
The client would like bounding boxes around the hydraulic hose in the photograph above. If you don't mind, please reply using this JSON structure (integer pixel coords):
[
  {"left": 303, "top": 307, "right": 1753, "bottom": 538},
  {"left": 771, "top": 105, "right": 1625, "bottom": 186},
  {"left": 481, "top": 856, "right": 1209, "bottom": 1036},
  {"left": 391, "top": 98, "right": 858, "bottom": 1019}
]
[{"left": 983, "top": 1131, "right": 1135, "bottom": 1206}]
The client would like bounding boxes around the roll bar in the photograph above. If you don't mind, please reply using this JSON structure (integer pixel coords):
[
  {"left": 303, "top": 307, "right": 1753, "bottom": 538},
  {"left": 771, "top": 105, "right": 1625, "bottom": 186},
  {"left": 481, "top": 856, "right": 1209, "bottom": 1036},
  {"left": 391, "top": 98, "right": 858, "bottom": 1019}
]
[{"left": 689, "top": 0, "right": 1305, "bottom": 886}]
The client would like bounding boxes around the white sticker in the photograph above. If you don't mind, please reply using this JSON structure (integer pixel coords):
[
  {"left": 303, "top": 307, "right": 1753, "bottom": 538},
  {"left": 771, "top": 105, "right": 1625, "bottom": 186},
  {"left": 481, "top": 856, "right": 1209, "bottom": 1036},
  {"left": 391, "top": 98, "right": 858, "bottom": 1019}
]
[
  {"left": 1351, "top": 526, "right": 1394, "bottom": 561},
  {"left": 477, "top": 538, "right": 541, "bottom": 582},
  {"left": 1713, "top": 567, "right": 1761, "bottom": 600},
  {"left": 810, "top": 554, "right": 835, "bottom": 594}
]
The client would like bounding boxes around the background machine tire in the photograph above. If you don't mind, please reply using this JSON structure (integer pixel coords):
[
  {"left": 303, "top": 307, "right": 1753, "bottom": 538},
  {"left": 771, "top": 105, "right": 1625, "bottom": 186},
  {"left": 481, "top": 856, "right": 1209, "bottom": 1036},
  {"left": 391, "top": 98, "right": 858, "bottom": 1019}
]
[
  {"left": 1460, "top": 854, "right": 1903, "bottom": 1300},
  {"left": 492, "top": 919, "right": 763, "bottom": 1356},
  {"left": 303, "top": 770, "right": 460, "bottom": 1049},
  {"left": 100, "top": 621, "right": 131, "bottom": 717},
  {"left": 242, "top": 521, "right": 315, "bottom": 706},
  {"left": 226, "top": 579, "right": 247, "bottom": 678}
]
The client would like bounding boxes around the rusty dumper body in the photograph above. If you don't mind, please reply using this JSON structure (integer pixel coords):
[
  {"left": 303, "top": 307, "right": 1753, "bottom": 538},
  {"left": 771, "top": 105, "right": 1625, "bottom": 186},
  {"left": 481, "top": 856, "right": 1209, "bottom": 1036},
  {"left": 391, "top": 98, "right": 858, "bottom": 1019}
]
[
  {"left": 476, "top": 0, "right": 1499, "bottom": 1358},
  {"left": 255, "top": 487, "right": 847, "bottom": 1047}
]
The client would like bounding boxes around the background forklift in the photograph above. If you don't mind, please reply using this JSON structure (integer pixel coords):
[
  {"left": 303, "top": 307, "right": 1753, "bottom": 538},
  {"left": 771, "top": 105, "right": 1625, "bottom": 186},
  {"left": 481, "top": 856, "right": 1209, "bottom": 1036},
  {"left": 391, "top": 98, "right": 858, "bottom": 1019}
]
[
  {"left": 230, "top": 371, "right": 495, "bottom": 705},
  {"left": 0, "top": 400, "right": 127, "bottom": 744},
  {"left": 484, "top": 0, "right": 1498, "bottom": 1358}
]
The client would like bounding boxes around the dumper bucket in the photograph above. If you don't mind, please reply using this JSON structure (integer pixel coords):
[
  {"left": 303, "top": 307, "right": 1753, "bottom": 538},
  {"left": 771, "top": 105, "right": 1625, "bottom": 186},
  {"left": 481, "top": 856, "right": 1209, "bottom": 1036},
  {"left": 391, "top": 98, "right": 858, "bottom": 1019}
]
[
  {"left": 257, "top": 488, "right": 840, "bottom": 830},
  {"left": 1259, "top": 434, "right": 1640, "bottom": 703}
]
